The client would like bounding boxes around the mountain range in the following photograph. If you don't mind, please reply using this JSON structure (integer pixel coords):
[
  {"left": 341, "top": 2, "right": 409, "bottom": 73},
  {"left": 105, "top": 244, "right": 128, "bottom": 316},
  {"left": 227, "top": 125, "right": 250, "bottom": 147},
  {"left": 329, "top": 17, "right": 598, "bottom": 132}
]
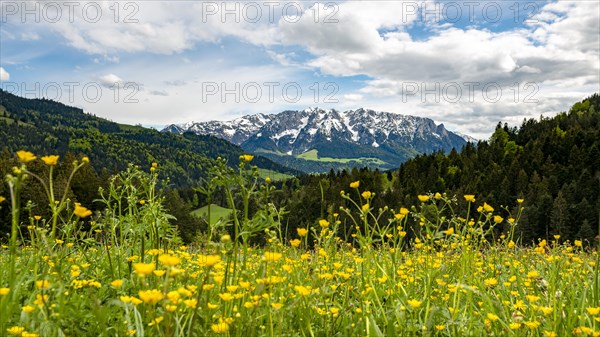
[{"left": 163, "top": 108, "right": 476, "bottom": 173}]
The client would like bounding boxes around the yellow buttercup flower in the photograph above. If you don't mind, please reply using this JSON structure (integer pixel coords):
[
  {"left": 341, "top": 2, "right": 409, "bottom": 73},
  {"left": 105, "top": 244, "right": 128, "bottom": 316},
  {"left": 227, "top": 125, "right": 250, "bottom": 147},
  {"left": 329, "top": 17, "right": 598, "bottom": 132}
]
[
  {"left": 319, "top": 219, "right": 330, "bottom": 227},
  {"left": 0, "top": 196, "right": 6, "bottom": 203},
  {"left": 36, "top": 280, "right": 50, "bottom": 289},
  {"left": 74, "top": 203, "right": 92, "bottom": 218},
  {"left": 211, "top": 322, "right": 229, "bottom": 333},
  {"left": 138, "top": 289, "right": 165, "bottom": 304},
  {"left": 158, "top": 254, "right": 181, "bottom": 267},
  {"left": 483, "top": 202, "right": 494, "bottom": 212},
  {"left": 289, "top": 239, "right": 301, "bottom": 247},
  {"left": 239, "top": 154, "right": 254, "bottom": 162},
  {"left": 22, "top": 305, "right": 35, "bottom": 313},
  {"left": 493, "top": 215, "right": 504, "bottom": 224},
  {"left": 133, "top": 262, "right": 156, "bottom": 276},
  {"left": 197, "top": 255, "right": 221, "bottom": 267},
  {"left": 263, "top": 251, "right": 282, "bottom": 262},
  {"left": 349, "top": 181, "right": 360, "bottom": 189},
  {"left": 110, "top": 279, "right": 124, "bottom": 288},
  {"left": 361, "top": 191, "right": 372, "bottom": 199},
  {"left": 6, "top": 326, "right": 25, "bottom": 335},
  {"left": 464, "top": 195, "right": 475, "bottom": 202},
  {"left": 407, "top": 299, "right": 422, "bottom": 308},
  {"left": 417, "top": 195, "right": 429, "bottom": 202},
  {"left": 41, "top": 155, "right": 59, "bottom": 166},
  {"left": 0, "top": 287, "right": 10, "bottom": 295},
  {"left": 297, "top": 228, "right": 309, "bottom": 237},
  {"left": 16, "top": 150, "right": 36, "bottom": 163}
]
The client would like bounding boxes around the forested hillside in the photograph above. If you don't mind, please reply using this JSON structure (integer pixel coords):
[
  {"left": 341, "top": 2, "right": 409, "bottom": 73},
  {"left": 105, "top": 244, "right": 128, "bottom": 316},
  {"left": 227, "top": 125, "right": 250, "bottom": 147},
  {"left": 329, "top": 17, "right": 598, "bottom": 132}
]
[
  {"left": 273, "top": 94, "right": 600, "bottom": 245},
  {"left": 0, "top": 90, "right": 299, "bottom": 239}
]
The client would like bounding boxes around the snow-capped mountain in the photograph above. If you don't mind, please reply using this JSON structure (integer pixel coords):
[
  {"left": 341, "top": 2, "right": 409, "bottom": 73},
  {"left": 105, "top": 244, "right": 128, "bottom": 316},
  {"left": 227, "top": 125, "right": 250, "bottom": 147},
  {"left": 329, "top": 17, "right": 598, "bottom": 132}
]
[{"left": 163, "top": 108, "right": 474, "bottom": 172}]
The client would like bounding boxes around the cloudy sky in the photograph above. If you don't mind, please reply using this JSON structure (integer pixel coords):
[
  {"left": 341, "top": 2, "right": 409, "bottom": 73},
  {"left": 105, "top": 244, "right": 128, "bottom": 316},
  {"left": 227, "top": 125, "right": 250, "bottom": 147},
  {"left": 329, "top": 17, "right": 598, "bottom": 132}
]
[{"left": 1, "top": 0, "right": 598, "bottom": 139}]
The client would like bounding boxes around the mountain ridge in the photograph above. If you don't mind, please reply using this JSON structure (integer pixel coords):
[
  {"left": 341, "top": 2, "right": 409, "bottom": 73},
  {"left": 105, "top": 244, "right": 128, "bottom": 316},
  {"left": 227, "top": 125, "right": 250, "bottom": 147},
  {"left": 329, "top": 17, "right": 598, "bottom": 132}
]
[{"left": 163, "top": 107, "right": 474, "bottom": 172}]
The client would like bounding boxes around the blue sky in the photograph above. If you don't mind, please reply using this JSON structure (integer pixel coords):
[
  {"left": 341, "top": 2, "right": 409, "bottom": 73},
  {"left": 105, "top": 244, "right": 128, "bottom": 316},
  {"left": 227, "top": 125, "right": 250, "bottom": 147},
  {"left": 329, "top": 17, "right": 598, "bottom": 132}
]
[{"left": 1, "top": 0, "right": 599, "bottom": 139}]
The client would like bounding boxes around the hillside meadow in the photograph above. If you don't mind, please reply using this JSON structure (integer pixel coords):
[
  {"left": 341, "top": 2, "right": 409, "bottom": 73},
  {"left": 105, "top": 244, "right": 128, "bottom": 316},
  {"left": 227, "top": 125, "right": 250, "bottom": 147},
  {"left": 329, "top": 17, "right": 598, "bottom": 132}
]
[{"left": 0, "top": 152, "right": 599, "bottom": 337}]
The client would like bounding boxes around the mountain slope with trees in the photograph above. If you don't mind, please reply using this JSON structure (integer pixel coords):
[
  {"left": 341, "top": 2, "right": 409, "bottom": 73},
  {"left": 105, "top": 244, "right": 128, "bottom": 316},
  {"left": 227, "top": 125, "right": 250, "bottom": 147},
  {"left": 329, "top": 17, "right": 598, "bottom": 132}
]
[{"left": 273, "top": 94, "right": 600, "bottom": 245}]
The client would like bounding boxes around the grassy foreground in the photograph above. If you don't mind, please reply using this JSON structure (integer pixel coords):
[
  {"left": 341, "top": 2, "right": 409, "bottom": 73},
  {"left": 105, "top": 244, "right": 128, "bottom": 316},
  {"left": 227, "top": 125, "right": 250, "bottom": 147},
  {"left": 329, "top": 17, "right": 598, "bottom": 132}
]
[{"left": 0, "top": 152, "right": 599, "bottom": 337}]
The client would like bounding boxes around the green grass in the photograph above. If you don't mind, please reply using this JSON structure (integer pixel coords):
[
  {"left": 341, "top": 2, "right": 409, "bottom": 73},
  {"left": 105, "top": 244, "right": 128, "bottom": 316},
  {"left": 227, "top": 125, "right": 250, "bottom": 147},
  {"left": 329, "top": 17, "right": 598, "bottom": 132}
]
[
  {"left": 296, "top": 149, "right": 387, "bottom": 165},
  {"left": 257, "top": 168, "right": 294, "bottom": 181},
  {"left": 191, "top": 204, "right": 233, "bottom": 224}
]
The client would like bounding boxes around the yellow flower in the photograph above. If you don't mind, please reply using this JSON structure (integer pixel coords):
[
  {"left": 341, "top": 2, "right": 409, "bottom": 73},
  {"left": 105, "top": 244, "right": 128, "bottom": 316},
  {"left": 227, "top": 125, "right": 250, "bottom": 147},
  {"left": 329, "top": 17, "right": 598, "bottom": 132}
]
[
  {"left": 508, "top": 241, "right": 515, "bottom": 248},
  {"left": 294, "top": 285, "right": 312, "bottom": 296},
  {"left": 464, "top": 195, "right": 475, "bottom": 202},
  {"left": 36, "top": 280, "right": 50, "bottom": 289},
  {"left": 197, "top": 255, "right": 221, "bottom": 267},
  {"left": 220, "top": 234, "right": 231, "bottom": 243},
  {"left": 361, "top": 191, "right": 372, "bottom": 199},
  {"left": 330, "top": 307, "right": 340, "bottom": 315},
  {"left": 493, "top": 215, "right": 504, "bottom": 224},
  {"left": 407, "top": 299, "right": 422, "bottom": 309},
  {"left": 33, "top": 294, "right": 48, "bottom": 308},
  {"left": 211, "top": 322, "right": 229, "bottom": 334},
  {"left": 110, "top": 280, "right": 124, "bottom": 288},
  {"left": 297, "top": 228, "right": 309, "bottom": 237},
  {"left": 574, "top": 240, "right": 583, "bottom": 247},
  {"left": 148, "top": 316, "right": 163, "bottom": 326},
  {"left": 509, "top": 323, "right": 522, "bottom": 330},
  {"left": 434, "top": 192, "right": 442, "bottom": 199},
  {"left": 16, "top": 150, "right": 36, "bottom": 163},
  {"left": 6, "top": 326, "right": 25, "bottom": 335},
  {"left": 82, "top": 156, "right": 90, "bottom": 163},
  {"left": 184, "top": 299, "right": 198, "bottom": 308},
  {"left": 41, "top": 155, "right": 59, "bottom": 166},
  {"left": 158, "top": 254, "right": 181, "bottom": 267},
  {"left": 271, "top": 303, "right": 283, "bottom": 310},
  {"left": 263, "top": 252, "right": 282, "bottom": 262},
  {"left": 586, "top": 307, "right": 600, "bottom": 315},
  {"left": 487, "top": 313, "right": 499, "bottom": 321},
  {"left": 517, "top": 198, "right": 524, "bottom": 203},
  {"left": 239, "top": 154, "right": 254, "bottom": 162},
  {"left": 0, "top": 196, "right": 5, "bottom": 203},
  {"left": 0, "top": 287, "right": 10, "bottom": 295},
  {"left": 539, "top": 306, "right": 553, "bottom": 315},
  {"left": 138, "top": 289, "right": 165, "bottom": 304},
  {"left": 133, "top": 262, "right": 156, "bottom": 276},
  {"left": 361, "top": 204, "right": 370, "bottom": 212},
  {"left": 165, "top": 304, "right": 177, "bottom": 312},
  {"left": 319, "top": 219, "right": 330, "bottom": 227},
  {"left": 483, "top": 202, "right": 494, "bottom": 212},
  {"left": 74, "top": 203, "right": 92, "bottom": 218},
  {"left": 153, "top": 270, "right": 166, "bottom": 277},
  {"left": 417, "top": 195, "right": 429, "bottom": 202},
  {"left": 22, "top": 305, "right": 35, "bottom": 313},
  {"left": 289, "top": 239, "right": 301, "bottom": 248},
  {"left": 349, "top": 181, "right": 360, "bottom": 189},
  {"left": 219, "top": 293, "right": 235, "bottom": 301},
  {"left": 524, "top": 321, "right": 541, "bottom": 329},
  {"left": 484, "top": 278, "right": 498, "bottom": 287},
  {"left": 444, "top": 228, "right": 454, "bottom": 235}
]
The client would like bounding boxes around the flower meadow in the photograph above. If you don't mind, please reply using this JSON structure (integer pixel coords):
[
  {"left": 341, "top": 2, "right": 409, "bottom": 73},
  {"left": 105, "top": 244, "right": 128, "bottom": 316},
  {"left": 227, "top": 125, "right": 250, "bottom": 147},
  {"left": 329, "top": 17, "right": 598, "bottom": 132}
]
[{"left": 1, "top": 152, "right": 599, "bottom": 337}]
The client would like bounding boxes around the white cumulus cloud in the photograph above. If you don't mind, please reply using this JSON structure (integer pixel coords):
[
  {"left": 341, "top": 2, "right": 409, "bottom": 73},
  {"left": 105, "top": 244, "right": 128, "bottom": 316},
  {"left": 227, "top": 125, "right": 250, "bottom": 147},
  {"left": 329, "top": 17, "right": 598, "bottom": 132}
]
[{"left": 0, "top": 67, "right": 10, "bottom": 81}]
